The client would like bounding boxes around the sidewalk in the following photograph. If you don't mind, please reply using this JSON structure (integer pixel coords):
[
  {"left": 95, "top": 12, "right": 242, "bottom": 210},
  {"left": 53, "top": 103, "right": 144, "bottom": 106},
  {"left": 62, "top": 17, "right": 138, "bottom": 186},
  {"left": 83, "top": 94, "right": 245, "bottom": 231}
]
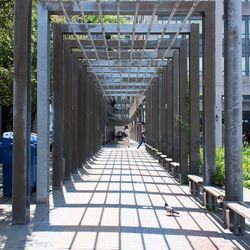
[{"left": 0, "top": 142, "right": 250, "bottom": 249}]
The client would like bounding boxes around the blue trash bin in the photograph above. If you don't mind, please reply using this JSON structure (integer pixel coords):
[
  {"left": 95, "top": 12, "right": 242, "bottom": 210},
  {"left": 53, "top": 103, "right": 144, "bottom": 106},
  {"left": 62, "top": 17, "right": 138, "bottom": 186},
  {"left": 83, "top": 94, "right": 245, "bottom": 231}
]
[
  {"left": 0, "top": 142, "right": 13, "bottom": 196},
  {"left": 0, "top": 132, "right": 37, "bottom": 197}
]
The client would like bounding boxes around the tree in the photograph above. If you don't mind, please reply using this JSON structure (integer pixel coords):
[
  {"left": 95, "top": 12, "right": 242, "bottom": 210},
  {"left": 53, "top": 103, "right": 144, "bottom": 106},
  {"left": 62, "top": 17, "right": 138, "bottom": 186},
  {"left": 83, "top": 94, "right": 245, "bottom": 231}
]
[
  {"left": 0, "top": 1, "right": 128, "bottom": 131},
  {"left": 0, "top": 0, "right": 38, "bottom": 131}
]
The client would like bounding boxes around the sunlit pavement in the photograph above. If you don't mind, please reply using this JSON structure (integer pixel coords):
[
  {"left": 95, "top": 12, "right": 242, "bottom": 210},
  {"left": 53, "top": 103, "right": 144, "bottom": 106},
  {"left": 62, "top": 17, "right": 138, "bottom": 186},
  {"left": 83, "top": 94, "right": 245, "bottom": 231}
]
[{"left": 0, "top": 141, "right": 250, "bottom": 249}]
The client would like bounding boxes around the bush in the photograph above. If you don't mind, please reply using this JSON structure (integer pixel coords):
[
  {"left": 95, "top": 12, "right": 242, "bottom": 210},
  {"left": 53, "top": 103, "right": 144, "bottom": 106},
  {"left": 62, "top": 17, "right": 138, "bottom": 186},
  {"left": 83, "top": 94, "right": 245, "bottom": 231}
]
[{"left": 199, "top": 146, "right": 250, "bottom": 189}]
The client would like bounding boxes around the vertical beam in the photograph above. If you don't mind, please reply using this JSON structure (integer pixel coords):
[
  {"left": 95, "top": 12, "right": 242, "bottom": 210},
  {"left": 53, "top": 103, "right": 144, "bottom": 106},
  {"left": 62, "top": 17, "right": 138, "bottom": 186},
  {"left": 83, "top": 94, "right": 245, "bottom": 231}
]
[
  {"left": 85, "top": 75, "right": 91, "bottom": 159},
  {"left": 76, "top": 58, "right": 81, "bottom": 166},
  {"left": 145, "top": 92, "right": 150, "bottom": 145},
  {"left": 190, "top": 24, "right": 200, "bottom": 175},
  {"left": 166, "top": 60, "right": 173, "bottom": 157},
  {"left": 147, "top": 89, "right": 151, "bottom": 146},
  {"left": 172, "top": 51, "right": 180, "bottom": 162},
  {"left": 203, "top": 4, "right": 216, "bottom": 185},
  {"left": 63, "top": 43, "right": 73, "bottom": 179},
  {"left": 37, "top": 2, "right": 50, "bottom": 202},
  {"left": 179, "top": 40, "right": 188, "bottom": 183},
  {"left": 71, "top": 54, "right": 79, "bottom": 172},
  {"left": 215, "top": 0, "right": 224, "bottom": 147},
  {"left": 13, "top": 0, "right": 32, "bottom": 224},
  {"left": 53, "top": 24, "right": 64, "bottom": 188},
  {"left": 152, "top": 83, "right": 157, "bottom": 148},
  {"left": 79, "top": 65, "right": 86, "bottom": 163},
  {"left": 162, "top": 68, "right": 167, "bottom": 154},
  {"left": 154, "top": 82, "right": 160, "bottom": 150},
  {"left": 158, "top": 77, "right": 163, "bottom": 152},
  {"left": 224, "top": 0, "right": 243, "bottom": 201}
]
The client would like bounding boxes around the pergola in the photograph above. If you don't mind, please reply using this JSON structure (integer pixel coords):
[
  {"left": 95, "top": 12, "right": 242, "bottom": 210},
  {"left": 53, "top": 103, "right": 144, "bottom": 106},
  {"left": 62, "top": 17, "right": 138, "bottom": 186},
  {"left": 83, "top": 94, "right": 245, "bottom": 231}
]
[{"left": 12, "top": 0, "right": 242, "bottom": 230}]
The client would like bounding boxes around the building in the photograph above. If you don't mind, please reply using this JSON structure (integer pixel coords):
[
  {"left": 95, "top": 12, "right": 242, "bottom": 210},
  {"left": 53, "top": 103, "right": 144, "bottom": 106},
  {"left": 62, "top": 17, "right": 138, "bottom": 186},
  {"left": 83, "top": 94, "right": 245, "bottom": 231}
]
[{"left": 129, "top": 0, "right": 250, "bottom": 146}]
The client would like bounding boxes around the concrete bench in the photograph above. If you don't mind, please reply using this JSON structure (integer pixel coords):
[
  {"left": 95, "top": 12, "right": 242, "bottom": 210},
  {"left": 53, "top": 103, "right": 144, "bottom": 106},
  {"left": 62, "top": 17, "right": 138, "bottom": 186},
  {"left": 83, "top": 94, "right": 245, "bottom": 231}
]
[
  {"left": 170, "top": 162, "right": 180, "bottom": 180},
  {"left": 159, "top": 154, "right": 167, "bottom": 165},
  {"left": 223, "top": 202, "right": 250, "bottom": 235},
  {"left": 187, "top": 175, "right": 203, "bottom": 195},
  {"left": 145, "top": 144, "right": 152, "bottom": 153},
  {"left": 155, "top": 151, "right": 162, "bottom": 161},
  {"left": 151, "top": 148, "right": 157, "bottom": 157},
  {"left": 164, "top": 158, "right": 173, "bottom": 172},
  {"left": 203, "top": 186, "right": 225, "bottom": 210}
]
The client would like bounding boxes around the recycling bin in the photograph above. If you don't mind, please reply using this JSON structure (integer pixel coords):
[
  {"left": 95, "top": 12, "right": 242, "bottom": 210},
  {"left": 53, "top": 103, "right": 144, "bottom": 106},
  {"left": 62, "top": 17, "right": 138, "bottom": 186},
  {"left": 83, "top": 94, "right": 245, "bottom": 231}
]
[{"left": 0, "top": 132, "right": 37, "bottom": 197}]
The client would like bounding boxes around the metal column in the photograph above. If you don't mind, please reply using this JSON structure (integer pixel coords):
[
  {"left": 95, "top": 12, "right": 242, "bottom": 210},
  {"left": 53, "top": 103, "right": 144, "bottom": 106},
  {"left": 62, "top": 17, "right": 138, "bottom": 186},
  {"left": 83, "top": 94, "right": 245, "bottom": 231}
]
[
  {"left": 189, "top": 24, "right": 200, "bottom": 175},
  {"left": 172, "top": 51, "right": 180, "bottom": 162},
  {"left": 158, "top": 77, "right": 163, "bottom": 152},
  {"left": 179, "top": 40, "right": 188, "bottom": 183},
  {"left": 162, "top": 68, "right": 167, "bottom": 155},
  {"left": 224, "top": 0, "right": 243, "bottom": 201},
  {"left": 71, "top": 53, "right": 79, "bottom": 172},
  {"left": 63, "top": 43, "right": 73, "bottom": 179},
  {"left": 53, "top": 24, "right": 64, "bottom": 188},
  {"left": 37, "top": 2, "right": 50, "bottom": 202},
  {"left": 13, "top": 0, "right": 32, "bottom": 224},
  {"left": 203, "top": 4, "right": 216, "bottom": 185},
  {"left": 166, "top": 60, "right": 173, "bottom": 157}
]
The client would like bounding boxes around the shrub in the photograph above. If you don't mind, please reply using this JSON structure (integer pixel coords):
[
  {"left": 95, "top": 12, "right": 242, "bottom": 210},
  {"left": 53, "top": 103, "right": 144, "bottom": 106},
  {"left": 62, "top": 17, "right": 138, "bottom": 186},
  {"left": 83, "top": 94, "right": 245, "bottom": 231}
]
[{"left": 199, "top": 146, "right": 250, "bottom": 189}]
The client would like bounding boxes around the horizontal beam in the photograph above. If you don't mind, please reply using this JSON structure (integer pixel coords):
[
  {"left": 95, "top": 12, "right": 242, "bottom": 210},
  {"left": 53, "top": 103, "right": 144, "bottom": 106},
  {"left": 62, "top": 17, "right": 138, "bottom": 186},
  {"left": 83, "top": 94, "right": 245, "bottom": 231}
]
[
  {"left": 103, "top": 88, "right": 145, "bottom": 92},
  {"left": 98, "top": 77, "right": 157, "bottom": 81},
  {"left": 103, "top": 93, "right": 142, "bottom": 97},
  {"left": 94, "top": 73, "right": 158, "bottom": 78},
  {"left": 65, "top": 39, "right": 181, "bottom": 49},
  {"left": 74, "top": 50, "right": 173, "bottom": 59},
  {"left": 103, "top": 85, "right": 146, "bottom": 88},
  {"left": 99, "top": 81, "right": 151, "bottom": 84},
  {"left": 102, "top": 83, "right": 148, "bottom": 87},
  {"left": 43, "top": 1, "right": 211, "bottom": 16},
  {"left": 81, "top": 60, "right": 168, "bottom": 67},
  {"left": 59, "top": 23, "right": 190, "bottom": 34},
  {"left": 88, "top": 68, "right": 160, "bottom": 73}
]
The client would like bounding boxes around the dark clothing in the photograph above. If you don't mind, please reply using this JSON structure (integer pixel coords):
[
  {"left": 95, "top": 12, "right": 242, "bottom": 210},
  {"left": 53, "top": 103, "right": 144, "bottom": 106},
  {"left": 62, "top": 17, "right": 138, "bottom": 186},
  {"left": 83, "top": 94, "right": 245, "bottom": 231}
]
[{"left": 137, "top": 132, "right": 145, "bottom": 149}]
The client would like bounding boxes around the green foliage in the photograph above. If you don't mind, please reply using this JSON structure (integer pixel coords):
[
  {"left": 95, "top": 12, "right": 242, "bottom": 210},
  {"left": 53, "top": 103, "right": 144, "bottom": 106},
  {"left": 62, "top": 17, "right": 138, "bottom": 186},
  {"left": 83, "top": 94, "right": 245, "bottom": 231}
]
[
  {"left": 200, "top": 146, "right": 250, "bottom": 189},
  {"left": 0, "top": 0, "right": 37, "bottom": 110},
  {"left": 215, "top": 147, "right": 225, "bottom": 186},
  {"left": 0, "top": 0, "right": 14, "bottom": 108},
  {"left": 0, "top": 0, "right": 129, "bottom": 111},
  {"left": 242, "top": 147, "right": 250, "bottom": 188},
  {"left": 175, "top": 115, "right": 189, "bottom": 131}
]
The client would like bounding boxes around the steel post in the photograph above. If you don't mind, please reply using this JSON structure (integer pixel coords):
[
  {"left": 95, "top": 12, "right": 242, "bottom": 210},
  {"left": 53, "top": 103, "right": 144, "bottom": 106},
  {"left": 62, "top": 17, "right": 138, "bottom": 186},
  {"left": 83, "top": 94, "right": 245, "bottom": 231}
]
[
  {"left": 172, "top": 51, "right": 180, "bottom": 162},
  {"left": 179, "top": 40, "right": 188, "bottom": 183},
  {"left": 166, "top": 60, "right": 173, "bottom": 157},
  {"left": 203, "top": 4, "right": 216, "bottom": 185},
  {"left": 52, "top": 24, "right": 64, "bottom": 188},
  {"left": 190, "top": 24, "right": 200, "bottom": 175},
  {"left": 224, "top": 0, "right": 243, "bottom": 201},
  {"left": 12, "top": 0, "right": 32, "bottom": 224},
  {"left": 37, "top": 1, "right": 50, "bottom": 202}
]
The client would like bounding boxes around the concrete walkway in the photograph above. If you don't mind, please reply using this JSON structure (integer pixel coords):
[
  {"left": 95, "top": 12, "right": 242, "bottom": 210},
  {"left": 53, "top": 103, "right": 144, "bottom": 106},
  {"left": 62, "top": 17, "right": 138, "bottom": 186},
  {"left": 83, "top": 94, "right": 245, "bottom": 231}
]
[{"left": 0, "top": 142, "right": 250, "bottom": 249}]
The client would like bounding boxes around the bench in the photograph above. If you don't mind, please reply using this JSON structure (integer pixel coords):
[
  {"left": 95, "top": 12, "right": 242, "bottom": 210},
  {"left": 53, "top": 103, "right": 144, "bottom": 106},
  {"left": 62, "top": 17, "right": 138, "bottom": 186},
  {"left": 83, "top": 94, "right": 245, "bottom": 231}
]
[
  {"left": 145, "top": 144, "right": 152, "bottom": 153},
  {"left": 150, "top": 148, "right": 157, "bottom": 157},
  {"left": 203, "top": 186, "right": 225, "bottom": 210},
  {"left": 159, "top": 154, "right": 167, "bottom": 165},
  {"left": 155, "top": 151, "right": 162, "bottom": 160},
  {"left": 164, "top": 158, "right": 173, "bottom": 172},
  {"left": 223, "top": 202, "right": 250, "bottom": 235},
  {"left": 170, "top": 162, "right": 180, "bottom": 180},
  {"left": 187, "top": 175, "right": 203, "bottom": 195}
]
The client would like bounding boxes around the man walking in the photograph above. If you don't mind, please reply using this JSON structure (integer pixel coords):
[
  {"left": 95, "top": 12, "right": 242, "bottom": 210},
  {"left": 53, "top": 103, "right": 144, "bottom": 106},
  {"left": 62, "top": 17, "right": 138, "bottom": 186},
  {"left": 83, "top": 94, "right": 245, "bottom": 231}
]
[{"left": 137, "top": 130, "right": 145, "bottom": 149}]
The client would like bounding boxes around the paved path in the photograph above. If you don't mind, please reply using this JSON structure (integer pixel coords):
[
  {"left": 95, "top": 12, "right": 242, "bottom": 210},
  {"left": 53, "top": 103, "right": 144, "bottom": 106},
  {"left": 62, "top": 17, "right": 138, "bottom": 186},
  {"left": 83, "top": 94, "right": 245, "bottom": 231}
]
[{"left": 0, "top": 142, "right": 250, "bottom": 249}]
